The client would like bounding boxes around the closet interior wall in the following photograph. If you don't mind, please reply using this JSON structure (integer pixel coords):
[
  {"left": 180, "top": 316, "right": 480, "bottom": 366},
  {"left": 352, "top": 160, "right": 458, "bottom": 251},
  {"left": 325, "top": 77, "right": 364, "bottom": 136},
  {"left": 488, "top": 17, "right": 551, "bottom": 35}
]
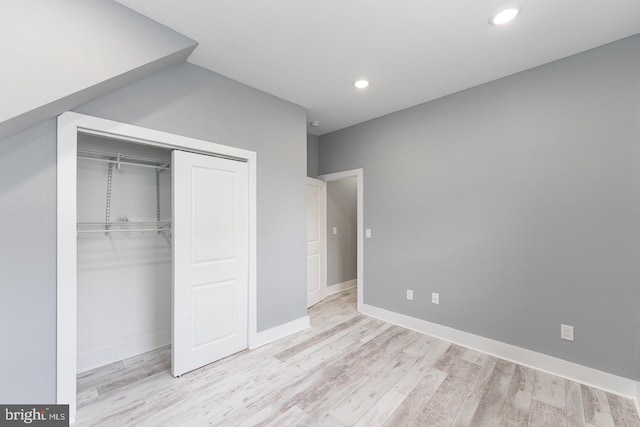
[{"left": 76, "top": 134, "right": 172, "bottom": 373}]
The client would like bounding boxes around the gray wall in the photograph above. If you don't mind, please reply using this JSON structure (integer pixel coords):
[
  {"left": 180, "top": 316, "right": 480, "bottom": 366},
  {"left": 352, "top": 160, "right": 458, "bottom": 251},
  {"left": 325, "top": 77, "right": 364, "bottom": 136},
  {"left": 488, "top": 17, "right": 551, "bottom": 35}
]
[
  {"left": 0, "top": 62, "right": 307, "bottom": 403},
  {"left": 0, "top": 119, "right": 57, "bottom": 402},
  {"left": 319, "top": 34, "right": 640, "bottom": 380},
  {"left": 327, "top": 178, "right": 358, "bottom": 287},
  {"left": 307, "top": 133, "right": 319, "bottom": 178}
]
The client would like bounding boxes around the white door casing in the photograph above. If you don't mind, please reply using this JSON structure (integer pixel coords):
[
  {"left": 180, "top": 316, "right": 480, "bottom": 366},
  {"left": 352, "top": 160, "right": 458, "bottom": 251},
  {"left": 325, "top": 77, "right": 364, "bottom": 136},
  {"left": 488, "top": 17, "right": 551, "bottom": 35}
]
[
  {"left": 306, "top": 177, "right": 326, "bottom": 307},
  {"left": 172, "top": 150, "right": 249, "bottom": 377}
]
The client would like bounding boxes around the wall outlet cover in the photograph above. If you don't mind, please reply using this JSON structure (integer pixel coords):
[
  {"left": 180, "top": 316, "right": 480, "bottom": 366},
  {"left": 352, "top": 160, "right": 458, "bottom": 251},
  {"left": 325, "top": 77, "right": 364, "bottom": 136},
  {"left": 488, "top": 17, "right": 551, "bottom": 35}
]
[
  {"left": 561, "top": 324, "right": 574, "bottom": 341},
  {"left": 406, "top": 289, "right": 413, "bottom": 301},
  {"left": 432, "top": 292, "right": 439, "bottom": 304}
]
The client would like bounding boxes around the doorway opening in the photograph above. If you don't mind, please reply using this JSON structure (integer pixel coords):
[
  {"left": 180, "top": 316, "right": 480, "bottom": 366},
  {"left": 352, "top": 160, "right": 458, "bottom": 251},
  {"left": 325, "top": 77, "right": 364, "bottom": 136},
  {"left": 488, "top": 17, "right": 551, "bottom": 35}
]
[
  {"left": 75, "top": 135, "right": 172, "bottom": 376},
  {"left": 325, "top": 177, "right": 358, "bottom": 296},
  {"left": 57, "top": 112, "right": 258, "bottom": 421},
  {"left": 318, "top": 169, "right": 364, "bottom": 311}
]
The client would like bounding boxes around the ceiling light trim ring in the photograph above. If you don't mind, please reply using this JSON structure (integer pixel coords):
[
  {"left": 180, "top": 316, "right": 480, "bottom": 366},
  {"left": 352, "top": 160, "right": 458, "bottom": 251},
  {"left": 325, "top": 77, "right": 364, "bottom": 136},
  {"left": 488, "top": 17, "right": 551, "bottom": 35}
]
[
  {"left": 353, "top": 79, "right": 370, "bottom": 89},
  {"left": 489, "top": 6, "right": 522, "bottom": 26}
]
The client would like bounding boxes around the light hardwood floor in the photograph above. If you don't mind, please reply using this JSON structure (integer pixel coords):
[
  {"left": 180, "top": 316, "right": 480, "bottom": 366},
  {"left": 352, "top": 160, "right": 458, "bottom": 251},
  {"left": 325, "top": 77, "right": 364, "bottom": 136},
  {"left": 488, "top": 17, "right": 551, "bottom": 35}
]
[{"left": 77, "top": 288, "right": 640, "bottom": 426}]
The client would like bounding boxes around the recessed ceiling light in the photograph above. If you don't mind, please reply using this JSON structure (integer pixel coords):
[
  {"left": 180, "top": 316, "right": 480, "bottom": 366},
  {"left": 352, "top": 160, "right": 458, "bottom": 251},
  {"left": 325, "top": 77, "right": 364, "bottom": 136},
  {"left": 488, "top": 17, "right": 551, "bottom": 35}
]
[
  {"left": 490, "top": 7, "right": 521, "bottom": 25},
  {"left": 353, "top": 79, "right": 370, "bottom": 89}
]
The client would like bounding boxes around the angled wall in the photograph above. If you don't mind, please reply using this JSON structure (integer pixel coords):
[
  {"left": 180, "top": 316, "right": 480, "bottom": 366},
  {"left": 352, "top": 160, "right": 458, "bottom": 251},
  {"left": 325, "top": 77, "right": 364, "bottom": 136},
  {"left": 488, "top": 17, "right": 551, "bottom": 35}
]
[{"left": 0, "top": 0, "right": 197, "bottom": 141}]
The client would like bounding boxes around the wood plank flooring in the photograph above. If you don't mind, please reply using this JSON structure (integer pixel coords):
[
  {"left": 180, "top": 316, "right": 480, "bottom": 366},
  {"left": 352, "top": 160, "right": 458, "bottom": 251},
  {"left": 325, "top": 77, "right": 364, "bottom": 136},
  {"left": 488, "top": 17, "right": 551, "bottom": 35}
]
[{"left": 76, "top": 288, "right": 640, "bottom": 426}]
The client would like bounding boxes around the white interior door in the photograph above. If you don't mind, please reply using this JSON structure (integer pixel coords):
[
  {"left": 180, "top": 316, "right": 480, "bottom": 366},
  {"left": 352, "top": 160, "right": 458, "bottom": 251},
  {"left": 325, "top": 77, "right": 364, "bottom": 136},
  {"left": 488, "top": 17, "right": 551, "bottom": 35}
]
[
  {"left": 306, "top": 177, "right": 326, "bottom": 307},
  {"left": 172, "top": 150, "right": 248, "bottom": 377}
]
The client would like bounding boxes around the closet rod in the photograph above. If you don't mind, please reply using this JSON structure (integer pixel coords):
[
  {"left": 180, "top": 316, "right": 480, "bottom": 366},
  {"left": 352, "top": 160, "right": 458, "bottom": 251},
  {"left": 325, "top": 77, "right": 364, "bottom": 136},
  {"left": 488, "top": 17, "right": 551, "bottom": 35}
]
[
  {"left": 77, "top": 228, "right": 171, "bottom": 234},
  {"left": 77, "top": 149, "right": 171, "bottom": 170},
  {"left": 78, "top": 156, "right": 171, "bottom": 171}
]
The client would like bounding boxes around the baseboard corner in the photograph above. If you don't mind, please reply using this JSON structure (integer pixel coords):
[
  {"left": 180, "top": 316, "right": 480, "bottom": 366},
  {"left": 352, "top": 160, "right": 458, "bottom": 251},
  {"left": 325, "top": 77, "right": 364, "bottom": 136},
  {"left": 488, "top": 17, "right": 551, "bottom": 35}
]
[
  {"left": 326, "top": 279, "right": 357, "bottom": 296},
  {"left": 250, "top": 315, "right": 310, "bottom": 349},
  {"left": 76, "top": 331, "right": 171, "bottom": 374}
]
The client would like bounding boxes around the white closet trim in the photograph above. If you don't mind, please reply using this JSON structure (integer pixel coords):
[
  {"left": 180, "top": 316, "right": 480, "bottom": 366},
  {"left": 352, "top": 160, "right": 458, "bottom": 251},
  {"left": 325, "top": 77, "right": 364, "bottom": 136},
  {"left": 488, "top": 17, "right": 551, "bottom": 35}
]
[{"left": 57, "top": 112, "right": 258, "bottom": 422}]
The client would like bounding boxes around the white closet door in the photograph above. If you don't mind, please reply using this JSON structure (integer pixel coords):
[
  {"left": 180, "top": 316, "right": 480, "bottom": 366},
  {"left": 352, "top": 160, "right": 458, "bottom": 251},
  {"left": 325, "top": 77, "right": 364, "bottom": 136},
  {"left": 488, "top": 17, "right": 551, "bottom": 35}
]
[
  {"left": 306, "top": 177, "right": 326, "bottom": 307},
  {"left": 172, "top": 150, "right": 248, "bottom": 377}
]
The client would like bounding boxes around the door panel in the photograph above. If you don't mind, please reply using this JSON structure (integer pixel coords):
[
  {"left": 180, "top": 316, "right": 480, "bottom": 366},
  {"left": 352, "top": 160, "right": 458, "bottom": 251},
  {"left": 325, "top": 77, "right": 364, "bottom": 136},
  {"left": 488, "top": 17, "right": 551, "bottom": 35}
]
[
  {"left": 172, "top": 150, "right": 248, "bottom": 377},
  {"left": 192, "top": 167, "right": 236, "bottom": 262},
  {"left": 307, "top": 253, "right": 320, "bottom": 293},
  {"left": 192, "top": 281, "right": 234, "bottom": 347},
  {"left": 306, "top": 178, "right": 326, "bottom": 307}
]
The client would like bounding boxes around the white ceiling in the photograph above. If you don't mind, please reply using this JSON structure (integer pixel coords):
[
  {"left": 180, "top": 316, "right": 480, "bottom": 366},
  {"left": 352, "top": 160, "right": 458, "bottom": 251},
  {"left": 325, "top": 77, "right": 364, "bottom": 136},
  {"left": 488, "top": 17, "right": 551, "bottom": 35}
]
[{"left": 115, "top": 0, "right": 640, "bottom": 136}]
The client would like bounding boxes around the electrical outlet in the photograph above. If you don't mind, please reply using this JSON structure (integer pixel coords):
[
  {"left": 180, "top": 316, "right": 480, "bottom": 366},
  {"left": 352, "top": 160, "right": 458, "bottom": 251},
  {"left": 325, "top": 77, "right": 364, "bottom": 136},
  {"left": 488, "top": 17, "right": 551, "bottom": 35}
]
[
  {"left": 332, "top": 227, "right": 337, "bottom": 235},
  {"left": 561, "top": 324, "right": 574, "bottom": 341},
  {"left": 365, "top": 228, "right": 372, "bottom": 238},
  {"left": 432, "top": 292, "right": 439, "bottom": 304},
  {"left": 406, "top": 289, "right": 414, "bottom": 301}
]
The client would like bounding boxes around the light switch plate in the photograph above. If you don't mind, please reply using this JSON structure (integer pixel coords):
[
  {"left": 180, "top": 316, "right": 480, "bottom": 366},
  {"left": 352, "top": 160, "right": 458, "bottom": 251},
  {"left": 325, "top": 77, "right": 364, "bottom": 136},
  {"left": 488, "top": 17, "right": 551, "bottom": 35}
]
[
  {"left": 432, "top": 292, "right": 440, "bottom": 304},
  {"left": 365, "top": 228, "right": 372, "bottom": 238},
  {"left": 332, "top": 227, "right": 337, "bottom": 235}
]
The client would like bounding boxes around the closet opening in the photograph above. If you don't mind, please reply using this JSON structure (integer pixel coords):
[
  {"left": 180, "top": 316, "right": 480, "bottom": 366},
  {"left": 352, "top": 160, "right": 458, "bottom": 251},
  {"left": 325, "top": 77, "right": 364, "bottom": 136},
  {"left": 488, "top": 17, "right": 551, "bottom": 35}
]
[
  {"left": 57, "top": 112, "right": 258, "bottom": 422},
  {"left": 76, "top": 135, "right": 173, "bottom": 404}
]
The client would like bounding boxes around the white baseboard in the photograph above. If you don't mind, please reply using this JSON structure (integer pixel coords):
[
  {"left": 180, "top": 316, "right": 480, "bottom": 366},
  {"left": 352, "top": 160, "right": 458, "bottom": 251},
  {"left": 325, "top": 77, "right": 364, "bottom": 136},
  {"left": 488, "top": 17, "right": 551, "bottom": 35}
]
[
  {"left": 326, "top": 279, "right": 357, "bottom": 296},
  {"left": 250, "top": 315, "right": 310, "bottom": 349},
  {"left": 361, "top": 303, "right": 639, "bottom": 402},
  {"left": 77, "top": 331, "right": 171, "bottom": 373}
]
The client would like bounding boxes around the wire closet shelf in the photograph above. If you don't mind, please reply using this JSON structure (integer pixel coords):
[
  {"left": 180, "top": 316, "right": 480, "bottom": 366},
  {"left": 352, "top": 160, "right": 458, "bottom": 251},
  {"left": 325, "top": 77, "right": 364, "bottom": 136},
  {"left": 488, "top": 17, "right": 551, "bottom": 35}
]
[
  {"left": 77, "top": 149, "right": 171, "bottom": 234},
  {"left": 77, "top": 149, "right": 171, "bottom": 170}
]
